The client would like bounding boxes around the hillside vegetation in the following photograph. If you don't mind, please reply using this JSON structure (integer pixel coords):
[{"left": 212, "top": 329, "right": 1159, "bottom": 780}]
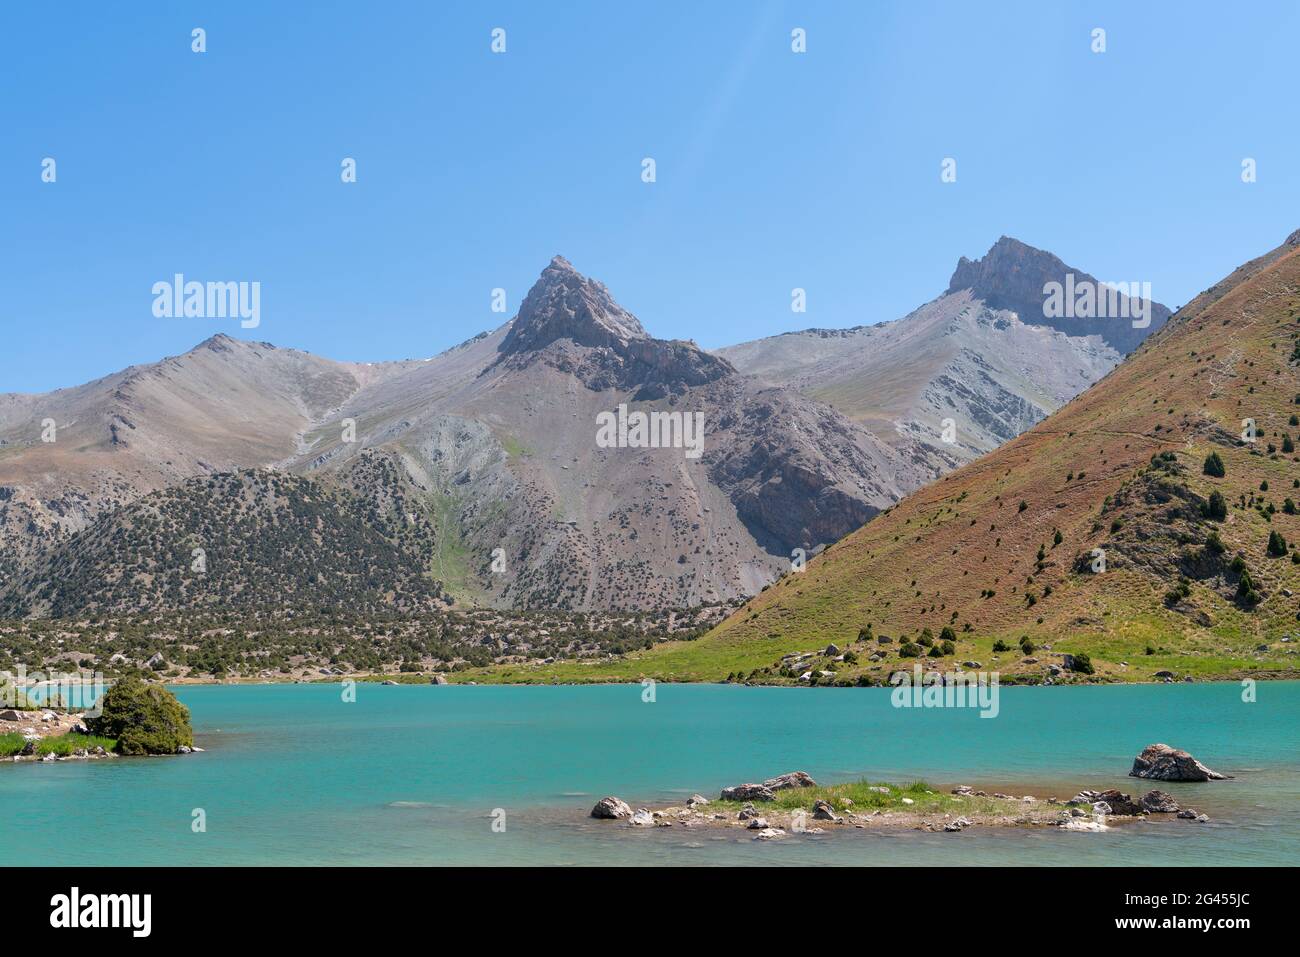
[{"left": 0, "top": 469, "right": 446, "bottom": 617}]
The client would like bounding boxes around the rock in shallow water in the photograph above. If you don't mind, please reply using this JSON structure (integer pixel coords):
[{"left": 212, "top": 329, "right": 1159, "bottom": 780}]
[
  {"left": 1092, "top": 789, "right": 1145, "bottom": 815},
  {"left": 1129, "top": 743, "right": 1227, "bottom": 781},
  {"left": 590, "top": 796, "right": 633, "bottom": 819},
  {"left": 1140, "top": 789, "right": 1181, "bottom": 813}
]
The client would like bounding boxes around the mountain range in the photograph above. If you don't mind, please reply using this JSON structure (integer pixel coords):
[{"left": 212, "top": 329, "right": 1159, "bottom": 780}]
[
  {"left": 0, "top": 240, "right": 1169, "bottom": 615},
  {"left": 597, "top": 228, "right": 1299, "bottom": 684}
]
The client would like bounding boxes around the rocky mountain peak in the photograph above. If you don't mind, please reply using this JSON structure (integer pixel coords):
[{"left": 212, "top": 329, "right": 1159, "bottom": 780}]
[
  {"left": 947, "top": 236, "right": 1170, "bottom": 354},
  {"left": 947, "top": 236, "right": 1072, "bottom": 304},
  {"left": 499, "top": 256, "right": 648, "bottom": 356},
  {"left": 494, "top": 257, "right": 733, "bottom": 396},
  {"left": 192, "top": 333, "right": 238, "bottom": 353}
]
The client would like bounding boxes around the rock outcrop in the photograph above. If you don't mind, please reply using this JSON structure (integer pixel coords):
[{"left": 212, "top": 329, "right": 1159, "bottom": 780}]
[
  {"left": 762, "top": 771, "right": 817, "bottom": 792},
  {"left": 721, "top": 783, "right": 776, "bottom": 802}
]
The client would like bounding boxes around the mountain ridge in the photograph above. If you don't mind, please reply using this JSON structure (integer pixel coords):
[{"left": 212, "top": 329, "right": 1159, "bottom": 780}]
[{"left": 1, "top": 257, "right": 930, "bottom": 613}]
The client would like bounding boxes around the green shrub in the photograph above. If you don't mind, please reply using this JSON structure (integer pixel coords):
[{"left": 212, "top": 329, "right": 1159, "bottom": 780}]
[
  {"left": 1267, "top": 530, "right": 1289, "bottom": 557},
  {"left": 1236, "top": 568, "right": 1261, "bottom": 606},
  {"left": 86, "top": 676, "right": 193, "bottom": 755},
  {"left": 1068, "top": 652, "right": 1095, "bottom": 675},
  {"left": 898, "top": 643, "right": 922, "bottom": 658},
  {"left": 1203, "top": 490, "right": 1228, "bottom": 521},
  {"left": 992, "top": 639, "right": 1013, "bottom": 653},
  {"left": 1203, "top": 452, "right": 1225, "bottom": 477}
]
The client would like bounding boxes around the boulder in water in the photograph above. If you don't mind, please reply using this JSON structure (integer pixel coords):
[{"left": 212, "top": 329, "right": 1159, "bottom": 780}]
[
  {"left": 1129, "top": 743, "right": 1227, "bottom": 781},
  {"left": 590, "top": 796, "right": 632, "bottom": 819},
  {"left": 1140, "top": 789, "right": 1181, "bottom": 813}
]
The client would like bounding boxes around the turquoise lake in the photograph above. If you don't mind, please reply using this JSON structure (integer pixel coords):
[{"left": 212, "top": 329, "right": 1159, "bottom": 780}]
[{"left": 2, "top": 682, "right": 1297, "bottom": 866}]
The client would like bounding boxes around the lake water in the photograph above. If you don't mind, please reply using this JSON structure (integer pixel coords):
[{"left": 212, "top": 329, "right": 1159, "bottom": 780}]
[{"left": 2, "top": 682, "right": 1296, "bottom": 866}]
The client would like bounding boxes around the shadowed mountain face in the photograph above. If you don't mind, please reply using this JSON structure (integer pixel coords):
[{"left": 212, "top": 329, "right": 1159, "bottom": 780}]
[
  {"left": 718, "top": 237, "right": 1170, "bottom": 471},
  {"left": 0, "top": 258, "right": 931, "bottom": 614},
  {"left": 702, "top": 229, "right": 1300, "bottom": 674}
]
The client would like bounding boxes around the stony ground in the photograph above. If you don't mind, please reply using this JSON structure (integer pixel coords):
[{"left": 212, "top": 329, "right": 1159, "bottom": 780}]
[{"left": 592, "top": 776, "right": 1215, "bottom": 839}]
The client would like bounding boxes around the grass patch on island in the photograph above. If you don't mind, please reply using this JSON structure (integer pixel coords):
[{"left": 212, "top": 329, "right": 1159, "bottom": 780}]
[
  {"left": 35, "top": 732, "right": 117, "bottom": 756},
  {"left": 0, "top": 731, "right": 117, "bottom": 757}
]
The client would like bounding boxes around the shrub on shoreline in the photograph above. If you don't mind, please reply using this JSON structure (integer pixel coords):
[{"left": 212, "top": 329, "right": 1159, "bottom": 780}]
[{"left": 87, "top": 677, "right": 193, "bottom": 755}]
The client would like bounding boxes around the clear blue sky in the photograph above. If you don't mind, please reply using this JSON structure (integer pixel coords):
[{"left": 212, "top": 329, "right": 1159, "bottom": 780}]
[{"left": 3, "top": 0, "right": 1297, "bottom": 393}]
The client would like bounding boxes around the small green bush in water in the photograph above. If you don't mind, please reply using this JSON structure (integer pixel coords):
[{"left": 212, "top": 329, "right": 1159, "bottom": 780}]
[{"left": 87, "top": 676, "right": 193, "bottom": 755}]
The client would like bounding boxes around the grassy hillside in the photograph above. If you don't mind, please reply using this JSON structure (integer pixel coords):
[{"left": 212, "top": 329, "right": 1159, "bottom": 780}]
[{"left": 470, "top": 231, "right": 1300, "bottom": 685}]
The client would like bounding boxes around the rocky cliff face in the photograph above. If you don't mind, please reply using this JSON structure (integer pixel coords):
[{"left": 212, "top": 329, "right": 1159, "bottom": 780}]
[{"left": 947, "top": 236, "right": 1171, "bottom": 354}]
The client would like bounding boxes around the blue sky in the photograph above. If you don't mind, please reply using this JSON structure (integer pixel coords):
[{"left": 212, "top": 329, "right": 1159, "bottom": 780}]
[{"left": 3, "top": 0, "right": 1298, "bottom": 393}]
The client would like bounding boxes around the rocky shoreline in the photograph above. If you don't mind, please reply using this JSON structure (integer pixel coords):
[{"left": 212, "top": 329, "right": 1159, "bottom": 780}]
[
  {"left": 0, "top": 708, "right": 114, "bottom": 762},
  {"left": 588, "top": 744, "right": 1226, "bottom": 840}
]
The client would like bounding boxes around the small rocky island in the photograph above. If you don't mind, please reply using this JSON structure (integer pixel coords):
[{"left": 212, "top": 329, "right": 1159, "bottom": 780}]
[
  {"left": 591, "top": 744, "right": 1225, "bottom": 839},
  {"left": 1, "top": 676, "right": 198, "bottom": 762}
]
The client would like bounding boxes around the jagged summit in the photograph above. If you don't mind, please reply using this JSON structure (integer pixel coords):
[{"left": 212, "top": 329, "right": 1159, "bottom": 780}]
[
  {"left": 499, "top": 255, "right": 648, "bottom": 356},
  {"left": 947, "top": 236, "right": 1065, "bottom": 298},
  {"left": 947, "top": 236, "right": 1170, "bottom": 354},
  {"left": 495, "top": 256, "right": 732, "bottom": 395}
]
